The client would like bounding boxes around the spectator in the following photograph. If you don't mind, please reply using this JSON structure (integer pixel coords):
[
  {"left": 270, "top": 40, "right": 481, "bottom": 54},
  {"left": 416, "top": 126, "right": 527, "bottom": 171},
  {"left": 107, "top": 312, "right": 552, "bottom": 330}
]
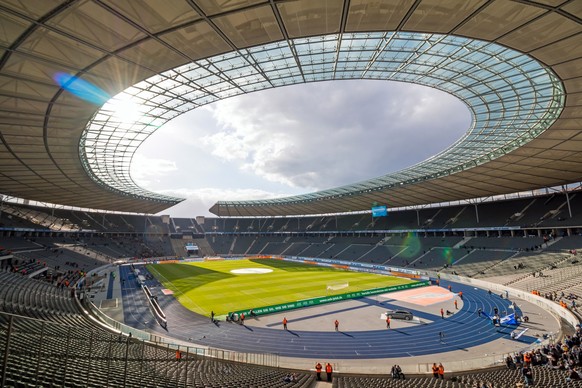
[
  {"left": 506, "top": 355, "right": 516, "bottom": 370},
  {"left": 522, "top": 365, "right": 534, "bottom": 386},
  {"left": 391, "top": 365, "right": 405, "bottom": 380},
  {"left": 283, "top": 373, "right": 297, "bottom": 383},
  {"left": 439, "top": 331, "right": 445, "bottom": 343},
  {"left": 567, "top": 367, "right": 581, "bottom": 382}
]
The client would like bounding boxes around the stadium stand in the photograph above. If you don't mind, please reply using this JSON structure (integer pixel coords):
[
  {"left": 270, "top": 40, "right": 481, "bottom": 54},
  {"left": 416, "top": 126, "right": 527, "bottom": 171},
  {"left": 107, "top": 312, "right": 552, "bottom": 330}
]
[
  {"left": 171, "top": 193, "right": 582, "bottom": 235},
  {"left": 440, "top": 250, "right": 517, "bottom": 278},
  {"left": 3, "top": 265, "right": 581, "bottom": 388},
  {"left": 172, "top": 218, "right": 204, "bottom": 235},
  {"left": 4, "top": 192, "right": 582, "bottom": 239},
  {"left": 2, "top": 1, "right": 582, "bottom": 386},
  {"left": 297, "top": 242, "right": 332, "bottom": 259},
  {"left": 206, "top": 235, "right": 236, "bottom": 255},
  {"left": 0, "top": 270, "right": 315, "bottom": 388},
  {"left": 547, "top": 236, "right": 582, "bottom": 251},
  {"left": 461, "top": 236, "right": 545, "bottom": 251},
  {"left": 334, "top": 365, "right": 582, "bottom": 387},
  {"left": 3, "top": 204, "right": 582, "bottom": 387}
]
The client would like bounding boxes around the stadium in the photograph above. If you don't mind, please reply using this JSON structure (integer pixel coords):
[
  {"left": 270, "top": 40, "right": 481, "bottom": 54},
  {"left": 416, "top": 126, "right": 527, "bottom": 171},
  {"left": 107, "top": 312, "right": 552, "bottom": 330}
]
[{"left": 1, "top": 1, "right": 582, "bottom": 387}]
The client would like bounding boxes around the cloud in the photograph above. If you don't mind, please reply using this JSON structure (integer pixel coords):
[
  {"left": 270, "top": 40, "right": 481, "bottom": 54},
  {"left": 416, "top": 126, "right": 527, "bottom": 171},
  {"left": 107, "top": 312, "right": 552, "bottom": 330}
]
[
  {"left": 155, "top": 187, "right": 288, "bottom": 217},
  {"left": 200, "top": 80, "right": 470, "bottom": 191},
  {"left": 131, "top": 154, "right": 178, "bottom": 186},
  {"left": 135, "top": 80, "right": 470, "bottom": 216}
]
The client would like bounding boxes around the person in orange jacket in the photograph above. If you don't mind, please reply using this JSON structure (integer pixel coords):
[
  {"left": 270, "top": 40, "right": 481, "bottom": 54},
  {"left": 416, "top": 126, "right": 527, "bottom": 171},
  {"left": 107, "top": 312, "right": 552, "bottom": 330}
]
[
  {"left": 438, "top": 363, "right": 444, "bottom": 379},
  {"left": 432, "top": 363, "right": 439, "bottom": 378},
  {"left": 315, "top": 362, "right": 322, "bottom": 380},
  {"left": 334, "top": 319, "right": 339, "bottom": 331},
  {"left": 325, "top": 362, "right": 333, "bottom": 382},
  {"left": 283, "top": 317, "right": 288, "bottom": 330}
]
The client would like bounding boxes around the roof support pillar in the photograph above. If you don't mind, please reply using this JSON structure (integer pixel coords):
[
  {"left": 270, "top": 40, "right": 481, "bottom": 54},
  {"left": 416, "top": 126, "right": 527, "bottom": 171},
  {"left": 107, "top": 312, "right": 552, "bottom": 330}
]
[
  {"left": 474, "top": 203, "right": 479, "bottom": 224},
  {"left": 562, "top": 185, "right": 572, "bottom": 219}
]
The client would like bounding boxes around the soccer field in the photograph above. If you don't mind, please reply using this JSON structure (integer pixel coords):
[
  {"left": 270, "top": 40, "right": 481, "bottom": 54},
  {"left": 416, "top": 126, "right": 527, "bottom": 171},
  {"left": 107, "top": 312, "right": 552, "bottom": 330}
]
[{"left": 146, "top": 258, "right": 419, "bottom": 316}]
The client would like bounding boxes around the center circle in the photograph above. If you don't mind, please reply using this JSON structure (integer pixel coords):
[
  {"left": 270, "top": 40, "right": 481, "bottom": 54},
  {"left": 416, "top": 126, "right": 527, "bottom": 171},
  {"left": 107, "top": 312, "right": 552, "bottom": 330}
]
[{"left": 230, "top": 268, "right": 273, "bottom": 274}]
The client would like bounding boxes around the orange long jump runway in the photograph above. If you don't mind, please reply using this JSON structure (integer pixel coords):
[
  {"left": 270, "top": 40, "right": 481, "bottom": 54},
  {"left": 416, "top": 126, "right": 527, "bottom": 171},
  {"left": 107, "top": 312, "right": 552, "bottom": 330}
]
[{"left": 378, "top": 285, "right": 456, "bottom": 307}]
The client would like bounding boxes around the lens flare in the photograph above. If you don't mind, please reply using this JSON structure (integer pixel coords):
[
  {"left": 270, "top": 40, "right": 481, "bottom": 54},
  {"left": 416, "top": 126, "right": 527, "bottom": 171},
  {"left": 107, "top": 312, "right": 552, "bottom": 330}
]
[
  {"left": 399, "top": 232, "right": 421, "bottom": 259},
  {"left": 53, "top": 72, "right": 110, "bottom": 105},
  {"left": 442, "top": 247, "right": 454, "bottom": 265},
  {"left": 144, "top": 225, "right": 164, "bottom": 245}
]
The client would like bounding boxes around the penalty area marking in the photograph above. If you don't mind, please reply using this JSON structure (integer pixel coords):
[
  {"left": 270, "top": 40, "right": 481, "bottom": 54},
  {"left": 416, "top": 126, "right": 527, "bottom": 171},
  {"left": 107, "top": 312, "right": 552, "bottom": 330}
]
[{"left": 230, "top": 268, "right": 273, "bottom": 274}]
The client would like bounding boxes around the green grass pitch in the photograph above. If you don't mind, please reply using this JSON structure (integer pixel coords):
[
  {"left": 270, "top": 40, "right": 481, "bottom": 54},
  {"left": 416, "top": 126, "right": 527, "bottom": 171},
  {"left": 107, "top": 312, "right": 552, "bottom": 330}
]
[{"left": 146, "top": 258, "right": 418, "bottom": 316}]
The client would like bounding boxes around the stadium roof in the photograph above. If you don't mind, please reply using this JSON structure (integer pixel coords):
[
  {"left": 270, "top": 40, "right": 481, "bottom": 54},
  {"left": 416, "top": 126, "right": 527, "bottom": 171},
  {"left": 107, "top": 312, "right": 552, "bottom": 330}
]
[{"left": 1, "top": 1, "right": 581, "bottom": 216}]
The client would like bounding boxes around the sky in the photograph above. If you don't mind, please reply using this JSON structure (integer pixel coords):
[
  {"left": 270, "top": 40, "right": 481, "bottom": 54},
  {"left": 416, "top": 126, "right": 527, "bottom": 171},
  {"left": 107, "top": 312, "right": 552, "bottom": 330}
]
[{"left": 131, "top": 80, "right": 471, "bottom": 218}]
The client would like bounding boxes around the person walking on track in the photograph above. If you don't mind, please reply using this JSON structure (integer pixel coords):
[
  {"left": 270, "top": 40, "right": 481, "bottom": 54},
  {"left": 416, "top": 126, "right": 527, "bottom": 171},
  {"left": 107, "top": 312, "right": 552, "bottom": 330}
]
[
  {"left": 438, "top": 363, "right": 445, "bottom": 379},
  {"left": 326, "top": 363, "right": 333, "bottom": 382},
  {"left": 315, "top": 362, "right": 322, "bottom": 380}
]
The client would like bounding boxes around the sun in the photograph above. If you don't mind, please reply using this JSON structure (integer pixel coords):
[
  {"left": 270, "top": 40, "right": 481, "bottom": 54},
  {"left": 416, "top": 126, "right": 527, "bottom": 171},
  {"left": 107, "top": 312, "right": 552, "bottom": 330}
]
[{"left": 103, "top": 93, "right": 144, "bottom": 125}]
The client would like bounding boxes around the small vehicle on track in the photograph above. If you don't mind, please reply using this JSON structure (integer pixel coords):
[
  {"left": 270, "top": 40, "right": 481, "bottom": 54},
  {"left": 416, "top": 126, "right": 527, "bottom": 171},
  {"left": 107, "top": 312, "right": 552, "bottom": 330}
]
[{"left": 386, "top": 309, "right": 413, "bottom": 320}]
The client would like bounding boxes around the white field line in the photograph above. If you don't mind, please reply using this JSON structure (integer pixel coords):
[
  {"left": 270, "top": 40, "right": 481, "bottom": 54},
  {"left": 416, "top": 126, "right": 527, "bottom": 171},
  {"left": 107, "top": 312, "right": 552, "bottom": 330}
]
[{"left": 147, "top": 265, "right": 205, "bottom": 314}]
